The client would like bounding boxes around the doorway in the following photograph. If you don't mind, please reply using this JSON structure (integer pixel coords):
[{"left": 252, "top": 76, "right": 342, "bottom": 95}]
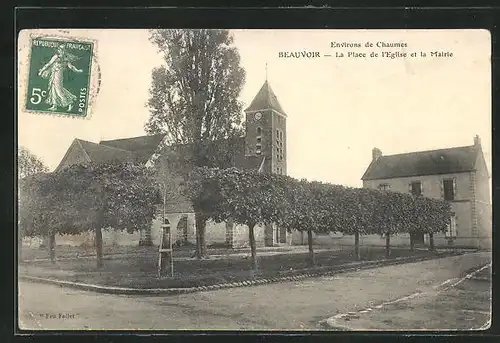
[
  {"left": 411, "top": 232, "right": 425, "bottom": 246},
  {"left": 176, "top": 215, "right": 188, "bottom": 246}
]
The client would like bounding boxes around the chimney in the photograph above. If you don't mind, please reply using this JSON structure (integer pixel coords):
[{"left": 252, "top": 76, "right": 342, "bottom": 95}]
[
  {"left": 372, "top": 147, "right": 382, "bottom": 161},
  {"left": 474, "top": 135, "right": 481, "bottom": 148}
]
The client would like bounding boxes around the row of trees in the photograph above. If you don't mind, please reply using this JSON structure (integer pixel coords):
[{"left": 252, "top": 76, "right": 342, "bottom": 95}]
[
  {"left": 19, "top": 163, "right": 161, "bottom": 267},
  {"left": 187, "top": 167, "right": 453, "bottom": 270}
]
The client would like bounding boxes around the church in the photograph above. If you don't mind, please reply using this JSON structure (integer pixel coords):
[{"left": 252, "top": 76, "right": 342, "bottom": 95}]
[{"left": 55, "top": 80, "right": 300, "bottom": 248}]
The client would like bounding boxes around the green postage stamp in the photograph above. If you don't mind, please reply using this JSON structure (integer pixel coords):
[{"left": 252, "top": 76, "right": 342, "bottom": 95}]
[{"left": 24, "top": 37, "right": 95, "bottom": 117}]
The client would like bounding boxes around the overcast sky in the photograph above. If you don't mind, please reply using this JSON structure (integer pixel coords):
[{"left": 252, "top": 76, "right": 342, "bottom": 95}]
[{"left": 18, "top": 29, "right": 491, "bottom": 188}]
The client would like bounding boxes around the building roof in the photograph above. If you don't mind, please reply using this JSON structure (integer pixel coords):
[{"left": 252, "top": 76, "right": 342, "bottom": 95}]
[
  {"left": 76, "top": 139, "right": 134, "bottom": 164},
  {"left": 361, "top": 145, "right": 480, "bottom": 181},
  {"left": 245, "top": 81, "right": 286, "bottom": 115},
  {"left": 99, "top": 134, "right": 166, "bottom": 163}
]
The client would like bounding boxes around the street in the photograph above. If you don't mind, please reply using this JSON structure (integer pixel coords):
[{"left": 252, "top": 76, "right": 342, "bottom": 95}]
[{"left": 18, "top": 252, "right": 491, "bottom": 331}]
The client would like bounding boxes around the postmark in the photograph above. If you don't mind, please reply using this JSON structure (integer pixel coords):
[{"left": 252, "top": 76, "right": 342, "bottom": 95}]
[{"left": 22, "top": 35, "right": 99, "bottom": 118}]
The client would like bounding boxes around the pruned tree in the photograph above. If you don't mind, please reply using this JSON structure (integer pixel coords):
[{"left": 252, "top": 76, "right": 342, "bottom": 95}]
[
  {"left": 19, "top": 163, "right": 161, "bottom": 267},
  {"left": 187, "top": 167, "right": 286, "bottom": 270},
  {"left": 146, "top": 29, "right": 246, "bottom": 259}
]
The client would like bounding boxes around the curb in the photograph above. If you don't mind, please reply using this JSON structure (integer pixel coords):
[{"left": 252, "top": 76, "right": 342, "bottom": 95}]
[
  {"left": 318, "top": 261, "right": 492, "bottom": 331},
  {"left": 19, "top": 251, "right": 467, "bottom": 296}
]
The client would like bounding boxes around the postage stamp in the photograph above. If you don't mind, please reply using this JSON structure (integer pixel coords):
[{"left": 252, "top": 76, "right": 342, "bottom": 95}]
[{"left": 24, "top": 36, "right": 95, "bottom": 117}]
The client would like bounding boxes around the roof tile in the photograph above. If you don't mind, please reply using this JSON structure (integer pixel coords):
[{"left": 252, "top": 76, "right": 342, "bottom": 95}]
[
  {"left": 245, "top": 81, "right": 286, "bottom": 115},
  {"left": 362, "top": 145, "right": 479, "bottom": 180}
]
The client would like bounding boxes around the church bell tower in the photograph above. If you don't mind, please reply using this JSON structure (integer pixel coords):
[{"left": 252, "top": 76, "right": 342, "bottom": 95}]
[{"left": 244, "top": 80, "right": 287, "bottom": 175}]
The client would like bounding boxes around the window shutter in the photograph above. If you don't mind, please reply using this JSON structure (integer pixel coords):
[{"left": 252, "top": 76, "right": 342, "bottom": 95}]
[
  {"left": 409, "top": 182, "right": 412, "bottom": 194},
  {"left": 420, "top": 181, "right": 424, "bottom": 195},
  {"left": 440, "top": 180, "right": 444, "bottom": 199}
]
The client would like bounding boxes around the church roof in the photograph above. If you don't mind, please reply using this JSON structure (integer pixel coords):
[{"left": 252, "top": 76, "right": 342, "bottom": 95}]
[
  {"left": 245, "top": 81, "right": 286, "bottom": 116},
  {"left": 99, "top": 133, "right": 166, "bottom": 163},
  {"left": 76, "top": 139, "right": 134, "bottom": 164},
  {"left": 361, "top": 145, "right": 480, "bottom": 181}
]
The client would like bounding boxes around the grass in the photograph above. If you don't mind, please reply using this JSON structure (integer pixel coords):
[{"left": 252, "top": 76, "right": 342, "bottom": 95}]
[{"left": 18, "top": 246, "right": 457, "bottom": 289}]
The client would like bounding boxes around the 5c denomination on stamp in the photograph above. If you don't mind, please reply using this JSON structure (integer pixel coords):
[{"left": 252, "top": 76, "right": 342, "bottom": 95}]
[{"left": 25, "top": 37, "right": 94, "bottom": 117}]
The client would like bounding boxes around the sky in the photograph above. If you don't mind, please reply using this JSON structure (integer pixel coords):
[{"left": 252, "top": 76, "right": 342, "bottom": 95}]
[{"left": 18, "top": 29, "right": 491, "bottom": 188}]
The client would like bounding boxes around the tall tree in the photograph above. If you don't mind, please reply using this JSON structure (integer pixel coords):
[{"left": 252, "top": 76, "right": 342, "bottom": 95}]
[{"left": 146, "top": 29, "right": 246, "bottom": 258}]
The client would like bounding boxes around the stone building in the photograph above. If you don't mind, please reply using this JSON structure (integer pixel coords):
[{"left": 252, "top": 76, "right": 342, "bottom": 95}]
[{"left": 360, "top": 135, "right": 491, "bottom": 250}]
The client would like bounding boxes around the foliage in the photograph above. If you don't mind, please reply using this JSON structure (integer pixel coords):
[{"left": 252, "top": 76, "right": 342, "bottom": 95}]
[
  {"left": 146, "top": 29, "right": 246, "bottom": 168},
  {"left": 18, "top": 146, "right": 49, "bottom": 179},
  {"left": 188, "top": 167, "right": 453, "bottom": 237},
  {"left": 146, "top": 29, "right": 247, "bottom": 258},
  {"left": 18, "top": 163, "right": 162, "bottom": 237}
]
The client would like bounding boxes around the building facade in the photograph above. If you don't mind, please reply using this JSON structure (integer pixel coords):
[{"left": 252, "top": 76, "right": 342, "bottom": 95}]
[{"left": 360, "top": 136, "right": 491, "bottom": 250}]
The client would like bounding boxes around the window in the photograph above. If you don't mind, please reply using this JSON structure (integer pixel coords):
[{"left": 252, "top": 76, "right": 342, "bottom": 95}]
[
  {"left": 443, "top": 179, "right": 455, "bottom": 201},
  {"left": 256, "top": 137, "right": 261, "bottom": 143},
  {"left": 256, "top": 143, "right": 261, "bottom": 155},
  {"left": 410, "top": 181, "right": 422, "bottom": 196},
  {"left": 257, "top": 127, "right": 262, "bottom": 136},
  {"left": 378, "top": 183, "right": 390, "bottom": 191},
  {"left": 445, "top": 213, "right": 457, "bottom": 238}
]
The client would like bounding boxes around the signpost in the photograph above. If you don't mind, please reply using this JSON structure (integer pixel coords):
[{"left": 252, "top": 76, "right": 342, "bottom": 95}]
[
  {"left": 158, "top": 218, "right": 174, "bottom": 278},
  {"left": 158, "top": 185, "right": 174, "bottom": 278}
]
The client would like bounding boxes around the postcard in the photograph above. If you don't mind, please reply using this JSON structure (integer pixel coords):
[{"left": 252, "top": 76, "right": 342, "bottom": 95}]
[{"left": 17, "top": 28, "right": 492, "bottom": 331}]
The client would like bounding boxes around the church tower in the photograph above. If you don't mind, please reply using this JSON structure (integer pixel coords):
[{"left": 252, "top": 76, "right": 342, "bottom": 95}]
[{"left": 244, "top": 80, "right": 287, "bottom": 175}]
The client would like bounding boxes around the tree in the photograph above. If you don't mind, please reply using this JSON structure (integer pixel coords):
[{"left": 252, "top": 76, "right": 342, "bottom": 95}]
[
  {"left": 18, "top": 147, "right": 49, "bottom": 179},
  {"left": 17, "top": 147, "right": 50, "bottom": 258},
  {"left": 281, "top": 180, "right": 331, "bottom": 267},
  {"left": 19, "top": 163, "right": 161, "bottom": 268},
  {"left": 146, "top": 29, "right": 246, "bottom": 258},
  {"left": 188, "top": 167, "right": 286, "bottom": 270}
]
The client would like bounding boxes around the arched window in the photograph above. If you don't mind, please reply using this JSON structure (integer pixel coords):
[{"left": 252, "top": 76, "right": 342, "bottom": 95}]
[{"left": 257, "top": 127, "right": 262, "bottom": 136}]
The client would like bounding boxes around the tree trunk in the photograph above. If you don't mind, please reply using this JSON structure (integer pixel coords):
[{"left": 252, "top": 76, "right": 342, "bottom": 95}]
[
  {"left": 410, "top": 233, "right": 415, "bottom": 251},
  {"left": 95, "top": 226, "right": 103, "bottom": 268},
  {"left": 18, "top": 234, "right": 23, "bottom": 262},
  {"left": 429, "top": 232, "right": 435, "bottom": 252},
  {"left": 385, "top": 233, "right": 391, "bottom": 258},
  {"left": 248, "top": 224, "right": 257, "bottom": 271},
  {"left": 307, "top": 229, "right": 315, "bottom": 267},
  {"left": 194, "top": 213, "right": 207, "bottom": 259},
  {"left": 354, "top": 231, "right": 361, "bottom": 260},
  {"left": 49, "top": 233, "right": 56, "bottom": 264}
]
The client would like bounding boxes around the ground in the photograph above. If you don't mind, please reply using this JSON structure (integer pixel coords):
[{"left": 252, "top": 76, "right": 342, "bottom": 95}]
[
  {"left": 19, "top": 245, "right": 447, "bottom": 288},
  {"left": 323, "top": 263, "right": 492, "bottom": 331},
  {"left": 18, "top": 251, "right": 491, "bottom": 330}
]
